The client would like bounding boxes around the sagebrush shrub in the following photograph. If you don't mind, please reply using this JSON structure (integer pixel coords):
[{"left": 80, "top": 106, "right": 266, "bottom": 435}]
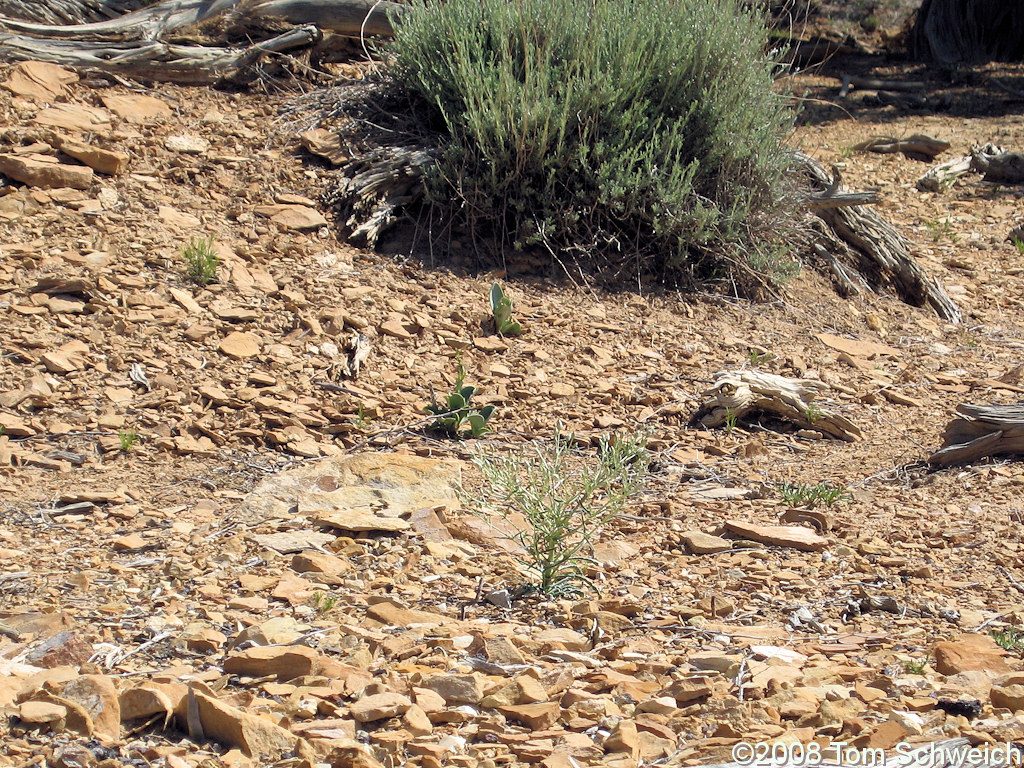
[{"left": 389, "top": 0, "right": 799, "bottom": 290}]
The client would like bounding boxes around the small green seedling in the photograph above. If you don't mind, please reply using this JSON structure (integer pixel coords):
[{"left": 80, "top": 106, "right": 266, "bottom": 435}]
[
  {"left": 425, "top": 356, "right": 496, "bottom": 438},
  {"left": 747, "top": 350, "right": 773, "bottom": 366},
  {"left": 489, "top": 282, "right": 522, "bottom": 337},
  {"left": 351, "top": 404, "right": 373, "bottom": 430},
  {"left": 903, "top": 658, "right": 928, "bottom": 675},
  {"left": 779, "top": 482, "right": 847, "bottom": 507},
  {"left": 804, "top": 402, "right": 823, "bottom": 424},
  {"left": 925, "top": 217, "right": 957, "bottom": 244},
  {"left": 182, "top": 235, "right": 220, "bottom": 286},
  {"left": 992, "top": 627, "right": 1024, "bottom": 653},
  {"left": 464, "top": 427, "right": 649, "bottom": 598},
  {"left": 1012, "top": 238, "right": 1024, "bottom": 256},
  {"left": 723, "top": 407, "right": 739, "bottom": 434},
  {"left": 310, "top": 591, "right": 339, "bottom": 613},
  {"left": 118, "top": 429, "right": 139, "bottom": 453}
]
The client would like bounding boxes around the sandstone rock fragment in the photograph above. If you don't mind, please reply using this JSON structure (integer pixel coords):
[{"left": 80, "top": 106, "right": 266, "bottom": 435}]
[{"left": 933, "top": 634, "right": 1013, "bottom": 676}]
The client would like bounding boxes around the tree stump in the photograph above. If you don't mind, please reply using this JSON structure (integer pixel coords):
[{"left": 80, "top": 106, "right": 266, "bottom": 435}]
[
  {"left": 693, "top": 370, "right": 862, "bottom": 442},
  {"left": 929, "top": 403, "right": 1024, "bottom": 466}
]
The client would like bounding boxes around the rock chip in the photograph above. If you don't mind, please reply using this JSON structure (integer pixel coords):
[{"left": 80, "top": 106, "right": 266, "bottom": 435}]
[
  {"left": 18, "top": 700, "right": 68, "bottom": 726},
  {"left": 3, "top": 61, "right": 77, "bottom": 101},
  {"left": 366, "top": 599, "right": 450, "bottom": 627},
  {"left": 498, "top": 702, "right": 561, "bottom": 730},
  {"left": 49, "top": 135, "right": 128, "bottom": 175},
  {"left": 193, "top": 690, "right": 311, "bottom": 761},
  {"left": 62, "top": 675, "right": 120, "bottom": 740},
  {"left": 724, "top": 520, "right": 829, "bottom": 551},
  {"left": 933, "top": 634, "right": 1013, "bottom": 676},
  {"left": 0, "top": 154, "right": 93, "bottom": 190},
  {"left": 101, "top": 93, "right": 172, "bottom": 122},
  {"left": 991, "top": 684, "right": 1024, "bottom": 712},
  {"left": 222, "top": 645, "right": 321, "bottom": 681},
  {"left": 681, "top": 530, "right": 732, "bottom": 554},
  {"left": 23, "top": 631, "right": 93, "bottom": 668},
  {"left": 219, "top": 331, "right": 261, "bottom": 359},
  {"left": 254, "top": 204, "right": 327, "bottom": 231},
  {"left": 350, "top": 692, "right": 412, "bottom": 722},
  {"left": 418, "top": 674, "right": 483, "bottom": 705},
  {"left": 164, "top": 135, "right": 210, "bottom": 154}
]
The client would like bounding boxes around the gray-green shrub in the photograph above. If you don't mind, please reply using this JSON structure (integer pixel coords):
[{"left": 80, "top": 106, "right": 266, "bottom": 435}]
[{"left": 388, "top": 0, "right": 799, "bottom": 290}]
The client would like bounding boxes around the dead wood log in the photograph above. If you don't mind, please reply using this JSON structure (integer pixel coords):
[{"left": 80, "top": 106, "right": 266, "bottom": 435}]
[
  {"left": 0, "top": 0, "right": 401, "bottom": 83},
  {"left": 0, "top": 0, "right": 400, "bottom": 40},
  {"left": 322, "top": 146, "right": 433, "bottom": 248},
  {"left": 854, "top": 134, "right": 949, "bottom": 162},
  {"left": 0, "top": 0, "right": 148, "bottom": 25},
  {"left": 838, "top": 75, "right": 928, "bottom": 96},
  {"left": 929, "top": 403, "right": 1024, "bottom": 466},
  {"left": 972, "top": 151, "right": 1024, "bottom": 184},
  {"left": 796, "top": 152, "right": 962, "bottom": 324},
  {"left": 916, "top": 143, "right": 1004, "bottom": 192},
  {"left": 0, "top": 25, "right": 319, "bottom": 84},
  {"left": 693, "top": 370, "right": 862, "bottom": 442}
]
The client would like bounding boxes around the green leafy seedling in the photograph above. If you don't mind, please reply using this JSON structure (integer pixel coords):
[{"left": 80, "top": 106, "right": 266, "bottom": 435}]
[
  {"left": 118, "top": 429, "right": 139, "bottom": 453},
  {"left": 992, "top": 627, "right": 1024, "bottom": 653},
  {"left": 310, "top": 591, "right": 339, "bottom": 613},
  {"left": 182, "top": 235, "right": 220, "bottom": 286},
  {"left": 490, "top": 282, "right": 522, "bottom": 337},
  {"left": 464, "top": 427, "right": 649, "bottom": 598},
  {"left": 778, "top": 482, "right": 847, "bottom": 507},
  {"left": 1013, "top": 238, "right": 1024, "bottom": 256},
  {"left": 723, "top": 407, "right": 739, "bottom": 434},
  {"left": 804, "top": 402, "right": 824, "bottom": 424},
  {"left": 903, "top": 658, "right": 928, "bottom": 675},
  {"left": 425, "top": 356, "right": 496, "bottom": 438}
]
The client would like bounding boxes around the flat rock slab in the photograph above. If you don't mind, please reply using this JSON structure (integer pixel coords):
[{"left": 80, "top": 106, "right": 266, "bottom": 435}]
[
  {"left": 250, "top": 530, "right": 337, "bottom": 554},
  {"left": 0, "top": 154, "right": 93, "bottom": 190},
  {"left": 724, "top": 521, "right": 829, "bottom": 551},
  {"left": 681, "top": 531, "right": 732, "bottom": 554},
  {"left": 309, "top": 505, "right": 411, "bottom": 533},
  {"left": 243, "top": 453, "right": 461, "bottom": 525}
]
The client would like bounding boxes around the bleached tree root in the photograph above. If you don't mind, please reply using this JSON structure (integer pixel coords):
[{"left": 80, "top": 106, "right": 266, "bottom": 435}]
[
  {"left": 796, "top": 152, "right": 962, "bottom": 324},
  {"left": 322, "top": 147, "right": 434, "bottom": 248},
  {"left": 929, "top": 403, "right": 1024, "bottom": 466},
  {"left": 694, "top": 370, "right": 862, "bottom": 442},
  {"left": 0, "top": 0, "right": 402, "bottom": 84},
  {"left": 917, "top": 144, "right": 1005, "bottom": 192}
]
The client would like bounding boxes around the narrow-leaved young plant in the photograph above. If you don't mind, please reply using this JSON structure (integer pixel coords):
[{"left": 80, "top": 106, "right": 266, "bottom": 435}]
[{"left": 464, "top": 428, "right": 649, "bottom": 598}]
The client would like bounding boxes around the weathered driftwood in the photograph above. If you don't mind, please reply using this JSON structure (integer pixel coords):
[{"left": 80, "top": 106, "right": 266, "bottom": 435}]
[
  {"left": 323, "top": 147, "right": 433, "bottom": 247},
  {"left": 916, "top": 143, "right": 1004, "bottom": 192},
  {"left": 0, "top": 25, "right": 320, "bottom": 84},
  {"left": 0, "top": 0, "right": 402, "bottom": 83},
  {"left": 0, "top": 0, "right": 400, "bottom": 40},
  {"left": 784, "top": 34, "right": 862, "bottom": 68},
  {"left": 854, "top": 134, "right": 949, "bottom": 162},
  {"left": 839, "top": 75, "right": 928, "bottom": 95},
  {"left": 973, "top": 151, "right": 1024, "bottom": 184},
  {"left": 796, "top": 152, "right": 962, "bottom": 324},
  {"left": 0, "top": 0, "right": 148, "bottom": 25},
  {"left": 805, "top": 165, "right": 879, "bottom": 210},
  {"left": 930, "top": 403, "right": 1024, "bottom": 466},
  {"left": 694, "top": 370, "right": 862, "bottom": 442}
]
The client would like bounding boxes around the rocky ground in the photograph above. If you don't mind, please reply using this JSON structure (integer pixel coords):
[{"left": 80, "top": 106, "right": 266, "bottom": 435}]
[{"left": 4, "top": 21, "right": 1024, "bottom": 768}]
